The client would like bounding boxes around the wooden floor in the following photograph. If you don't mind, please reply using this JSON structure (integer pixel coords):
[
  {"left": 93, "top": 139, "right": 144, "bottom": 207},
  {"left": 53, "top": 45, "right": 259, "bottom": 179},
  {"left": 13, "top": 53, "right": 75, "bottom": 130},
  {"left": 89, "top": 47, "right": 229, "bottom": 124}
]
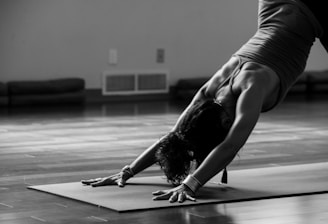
[{"left": 1, "top": 94, "right": 328, "bottom": 224}]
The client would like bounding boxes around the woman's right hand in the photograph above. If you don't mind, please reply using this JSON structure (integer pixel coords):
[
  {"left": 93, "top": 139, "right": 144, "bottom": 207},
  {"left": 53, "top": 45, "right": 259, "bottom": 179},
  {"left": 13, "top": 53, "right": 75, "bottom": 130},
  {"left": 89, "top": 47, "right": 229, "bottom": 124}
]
[{"left": 81, "top": 166, "right": 133, "bottom": 187}]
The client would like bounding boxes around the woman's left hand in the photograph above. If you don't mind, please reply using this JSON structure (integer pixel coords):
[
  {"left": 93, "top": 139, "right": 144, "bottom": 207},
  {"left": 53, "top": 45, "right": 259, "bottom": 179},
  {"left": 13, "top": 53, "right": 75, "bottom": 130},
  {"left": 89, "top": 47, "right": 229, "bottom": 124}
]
[{"left": 152, "top": 184, "right": 196, "bottom": 203}]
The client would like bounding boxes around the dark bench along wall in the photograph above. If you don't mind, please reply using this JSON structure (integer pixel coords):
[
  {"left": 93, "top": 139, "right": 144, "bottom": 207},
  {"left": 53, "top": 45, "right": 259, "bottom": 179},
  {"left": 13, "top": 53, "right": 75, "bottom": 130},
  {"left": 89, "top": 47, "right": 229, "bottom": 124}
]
[
  {"left": 0, "top": 78, "right": 85, "bottom": 106},
  {"left": 0, "top": 82, "right": 8, "bottom": 106}
]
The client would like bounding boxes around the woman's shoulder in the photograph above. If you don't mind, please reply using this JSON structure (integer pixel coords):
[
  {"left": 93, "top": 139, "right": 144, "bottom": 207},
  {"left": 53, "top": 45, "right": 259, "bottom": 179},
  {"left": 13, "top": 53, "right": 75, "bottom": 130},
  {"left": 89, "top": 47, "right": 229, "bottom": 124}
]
[{"left": 235, "top": 61, "right": 279, "bottom": 88}]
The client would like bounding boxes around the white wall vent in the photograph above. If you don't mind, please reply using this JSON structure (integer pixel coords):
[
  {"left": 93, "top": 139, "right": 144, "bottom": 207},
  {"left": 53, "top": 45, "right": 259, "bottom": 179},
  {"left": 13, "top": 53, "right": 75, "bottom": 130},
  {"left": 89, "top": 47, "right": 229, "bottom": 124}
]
[{"left": 102, "top": 70, "right": 169, "bottom": 95}]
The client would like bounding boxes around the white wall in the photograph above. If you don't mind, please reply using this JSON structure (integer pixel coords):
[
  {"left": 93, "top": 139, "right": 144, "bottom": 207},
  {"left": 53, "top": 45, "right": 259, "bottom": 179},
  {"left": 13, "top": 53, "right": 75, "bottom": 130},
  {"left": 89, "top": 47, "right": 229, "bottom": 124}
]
[{"left": 1, "top": 0, "right": 327, "bottom": 89}]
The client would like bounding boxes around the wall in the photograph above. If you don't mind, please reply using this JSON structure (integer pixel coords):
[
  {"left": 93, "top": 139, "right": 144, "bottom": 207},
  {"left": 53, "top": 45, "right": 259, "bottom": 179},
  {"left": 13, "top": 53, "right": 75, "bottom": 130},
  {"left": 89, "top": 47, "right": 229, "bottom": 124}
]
[{"left": 1, "top": 0, "right": 327, "bottom": 89}]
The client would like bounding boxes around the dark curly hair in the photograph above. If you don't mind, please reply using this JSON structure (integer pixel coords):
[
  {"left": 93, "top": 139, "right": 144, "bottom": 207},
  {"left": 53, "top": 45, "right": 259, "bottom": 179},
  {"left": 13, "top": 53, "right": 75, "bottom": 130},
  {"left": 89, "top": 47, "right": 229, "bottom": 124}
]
[
  {"left": 156, "top": 100, "right": 232, "bottom": 185},
  {"left": 155, "top": 132, "right": 195, "bottom": 185}
]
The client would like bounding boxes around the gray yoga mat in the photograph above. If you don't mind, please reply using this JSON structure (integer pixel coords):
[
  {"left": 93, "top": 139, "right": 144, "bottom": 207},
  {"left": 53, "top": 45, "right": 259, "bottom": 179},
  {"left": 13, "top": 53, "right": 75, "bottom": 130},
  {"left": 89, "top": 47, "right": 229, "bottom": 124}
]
[{"left": 28, "top": 162, "right": 328, "bottom": 212}]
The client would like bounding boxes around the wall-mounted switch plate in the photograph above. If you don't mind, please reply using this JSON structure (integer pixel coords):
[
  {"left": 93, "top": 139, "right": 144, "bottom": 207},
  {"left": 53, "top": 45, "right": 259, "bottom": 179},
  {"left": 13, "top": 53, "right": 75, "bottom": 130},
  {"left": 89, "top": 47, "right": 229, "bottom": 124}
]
[
  {"left": 109, "top": 49, "right": 118, "bottom": 65},
  {"left": 156, "top": 48, "right": 165, "bottom": 63}
]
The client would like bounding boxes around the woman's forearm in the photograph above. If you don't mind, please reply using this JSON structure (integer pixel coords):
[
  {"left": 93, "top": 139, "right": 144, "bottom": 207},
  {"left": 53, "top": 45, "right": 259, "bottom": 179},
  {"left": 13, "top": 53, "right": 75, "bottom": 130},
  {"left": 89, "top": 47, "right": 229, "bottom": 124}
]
[
  {"left": 192, "top": 142, "right": 240, "bottom": 187},
  {"left": 191, "top": 84, "right": 263, "bottom": 188},
  {"left": 129, "top": 138, "right": 164, "bottom": 175}
]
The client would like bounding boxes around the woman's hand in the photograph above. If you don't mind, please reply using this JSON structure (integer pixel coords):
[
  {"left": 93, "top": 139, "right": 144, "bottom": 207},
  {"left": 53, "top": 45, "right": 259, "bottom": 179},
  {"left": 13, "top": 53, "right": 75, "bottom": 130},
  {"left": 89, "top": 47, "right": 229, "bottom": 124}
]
[
  {"left": 152, "top": 184, "right": 196, "bottom": 203},
  {"left": 81, "top": 173, "right": 126, "bottom": 187},
  {"left": 81, "top": 166, "right": 133, "bottom": 187}
]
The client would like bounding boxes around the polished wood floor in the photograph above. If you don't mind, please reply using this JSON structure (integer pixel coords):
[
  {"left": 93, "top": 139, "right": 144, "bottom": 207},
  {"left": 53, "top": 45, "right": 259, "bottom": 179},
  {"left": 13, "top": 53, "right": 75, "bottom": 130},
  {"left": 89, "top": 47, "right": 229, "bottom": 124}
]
[{"left": 1, "top": 94, "right": 328, "bottom": 224}]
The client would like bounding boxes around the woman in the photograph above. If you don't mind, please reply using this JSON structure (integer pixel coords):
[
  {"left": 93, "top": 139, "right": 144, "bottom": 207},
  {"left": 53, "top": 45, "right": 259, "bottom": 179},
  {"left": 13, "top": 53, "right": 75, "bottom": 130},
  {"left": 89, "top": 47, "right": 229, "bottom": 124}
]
[{"left": 82, "top": 0, "right": 327, "bottom": 203}]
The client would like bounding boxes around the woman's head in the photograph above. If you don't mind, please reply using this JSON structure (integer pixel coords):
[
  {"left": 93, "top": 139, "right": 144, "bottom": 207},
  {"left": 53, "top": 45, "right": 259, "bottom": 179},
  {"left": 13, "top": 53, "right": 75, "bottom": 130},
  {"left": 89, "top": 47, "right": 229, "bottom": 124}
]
[
  {"left": 155, "top": 132, "right": 194, "bottom": 186},
  {"left": 156, "top": 100, "right": 232, "bottom": 185}
]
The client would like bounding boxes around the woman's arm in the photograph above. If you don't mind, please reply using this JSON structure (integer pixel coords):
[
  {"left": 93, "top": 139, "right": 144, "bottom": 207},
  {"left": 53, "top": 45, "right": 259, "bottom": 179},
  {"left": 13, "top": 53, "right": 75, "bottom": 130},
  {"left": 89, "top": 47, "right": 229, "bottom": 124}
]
[
  {"left": 192, "top": 84, "right": 264, "bottom": 185},
  {"left": 128, "top": 137, "right": 164, "bottom": 174},
  {"left": 81, "top": 134, "right": 166, "bottom": 187}
]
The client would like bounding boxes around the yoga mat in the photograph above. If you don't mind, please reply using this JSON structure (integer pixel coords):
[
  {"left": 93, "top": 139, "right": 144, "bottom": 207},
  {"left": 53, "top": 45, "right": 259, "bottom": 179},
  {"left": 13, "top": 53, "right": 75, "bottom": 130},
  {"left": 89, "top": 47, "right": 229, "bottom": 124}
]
[{"left": 28, "top": 162, "right": 328, "bottom": 212}]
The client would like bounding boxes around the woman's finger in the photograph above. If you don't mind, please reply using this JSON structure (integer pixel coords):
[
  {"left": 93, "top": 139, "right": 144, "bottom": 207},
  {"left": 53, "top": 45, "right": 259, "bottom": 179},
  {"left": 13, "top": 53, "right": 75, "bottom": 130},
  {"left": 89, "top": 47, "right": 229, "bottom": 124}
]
[
  {"left": 152, "top": 192, "right": 171, "bottom": 200},
  {"left": 81, "top": 178, "right": 102, "bottom": 185},
  {"left": 178, "top": 192, "right": 186, "bottom": 203},
  {"left": 169, "top": 192, "right": 178, "bottom": 203},
  {"left": 117, "top": 178, "right": 126, "bottom": 187},
  {"left": 186, "top": 194, "right": 196, "bottom": 202},
  {"left": 152, "top": 190, "right": 167, "bottom": 196},
  {"left": 91, "top": 180, "right": 105, "bottom": 187}
]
